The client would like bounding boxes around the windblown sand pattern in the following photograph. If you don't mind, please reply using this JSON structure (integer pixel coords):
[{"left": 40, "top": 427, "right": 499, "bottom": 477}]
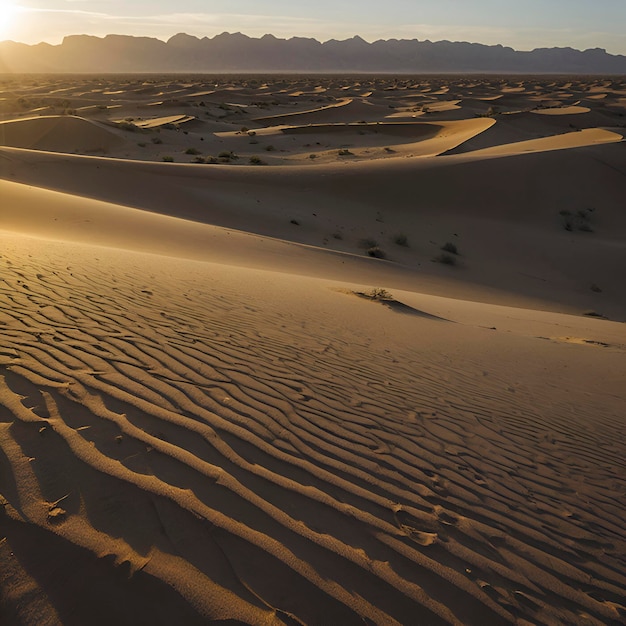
[
  {"left": 1, "top": 75, "right": 625, "bottom": 625},
  {"left": 1, "top": 235, "right": 625, "bottom": 625}
]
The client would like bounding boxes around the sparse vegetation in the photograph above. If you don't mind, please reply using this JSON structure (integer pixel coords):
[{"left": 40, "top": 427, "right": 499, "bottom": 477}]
[
  {"left": 151, "top": 136, "right": 163, "bottom": 145},
  {"left": 185, "top": 147, "right": 201, "bottom": 155},
  {"left": 435, "top": 253, "right": 457, "bottom": 266},
  {"left": 366, "top": 288, "right": 392, "bottom": 300},
  {"left": 218, "top": 150, "right": 239, "bottom": 161},
  {"left": 338, "top": 149, "right": 354, "bottom": 156},
  {"left": 366, "top": 247, "right": 386, "bottom": 259},
  {"left": 117, "top": 120, "right": 139, "bottom": 132},
  {"left": 162, "top": 155, "right": 174, "bottom": 162},
  {"left": 249, "top": 156, "right": 265, "bottom": 165}
]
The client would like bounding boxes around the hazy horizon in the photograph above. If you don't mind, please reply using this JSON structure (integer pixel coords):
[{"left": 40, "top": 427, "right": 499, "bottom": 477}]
[{"left": 2, "top": 0, "right": 625, "bottom": 55}]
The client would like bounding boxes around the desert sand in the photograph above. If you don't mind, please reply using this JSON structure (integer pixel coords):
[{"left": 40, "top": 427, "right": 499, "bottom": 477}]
[{"left": 1, "top": 74, "right": 625, "bottom": 625}]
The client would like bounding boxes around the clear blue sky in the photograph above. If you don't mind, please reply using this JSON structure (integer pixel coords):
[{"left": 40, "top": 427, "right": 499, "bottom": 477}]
[{"left": 4, "top": 0, "right": 626, "bottom": 54}]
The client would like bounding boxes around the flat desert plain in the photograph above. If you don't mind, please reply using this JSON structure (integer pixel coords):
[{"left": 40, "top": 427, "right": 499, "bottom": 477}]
[{"left": 0, "top": 74, "right": 625, "bottom": 625}]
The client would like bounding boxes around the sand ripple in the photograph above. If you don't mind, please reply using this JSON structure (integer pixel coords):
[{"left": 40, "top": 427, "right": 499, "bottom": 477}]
[{"left": 0, "top": 236, "right": 625, "bottom": 625}]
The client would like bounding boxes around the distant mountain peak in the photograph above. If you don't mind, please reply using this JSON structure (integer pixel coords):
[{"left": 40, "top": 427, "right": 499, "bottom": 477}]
[{"left": 2, "top": 32, "right": 625, "bottom": 73}]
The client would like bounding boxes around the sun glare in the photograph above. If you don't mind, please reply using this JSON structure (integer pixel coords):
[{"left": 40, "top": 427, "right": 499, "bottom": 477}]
[{"left": 0, "top": 1, "right": 23, "bottom": 41}]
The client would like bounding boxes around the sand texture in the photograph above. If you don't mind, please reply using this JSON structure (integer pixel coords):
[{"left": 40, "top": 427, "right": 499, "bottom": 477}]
[{"left": 1, "top": 75, "right": 625, "bottom": 625}]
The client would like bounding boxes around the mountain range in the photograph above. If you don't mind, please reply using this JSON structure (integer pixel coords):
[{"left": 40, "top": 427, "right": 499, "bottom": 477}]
[{"left": 1, "top": 32, "right": 625, "bottom": 74}]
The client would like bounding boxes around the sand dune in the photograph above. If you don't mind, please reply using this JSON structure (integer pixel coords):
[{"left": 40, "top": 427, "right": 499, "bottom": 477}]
[
  {"left": 1, "top": 75, "right": 625, "bottom": 626},
  {"left": 0, "top": 116, "right": 125, "bottom": 153}
]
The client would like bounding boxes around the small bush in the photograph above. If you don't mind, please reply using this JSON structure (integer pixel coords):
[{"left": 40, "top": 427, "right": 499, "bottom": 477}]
[
  {"left": 367, "top": 288, "right": 392, "bottom": 300},
  {"left": 435, "top": 253, "right": 456, "bottom": 266},
  {"left": 137, "top": 142, "right": 147, "bottom": 148},
  {"left": 265, "top": 145, "right": 275, "bottom": 152},
  {"left": 441, "top": 242, "right": 458, "bottom": 255},
  {"left": 249, "top": 156, "right": 265, "bottom": 165},
  {"left": 332, "top": 232, "right": 343, "bottom": 240},
  {"left": 338, "top": 149, "right": 353, "bottom": 156},
  {"left": 218, "top": 151, "right": 239, "bottom": 160},
  {"left": 185, "top": 147, "right": 201, "bottom": 155},
  {"left": 309, "top": 154, "right": 317, "bottom": 159},
  {"left": 151, "top": 136, "right": 163, "bottom": 145},
  {"left": 193, "top": 156, "right": 205, "bottom": 163},
  {"left": 393, "top": 234, "right": 409, "bottom": 247},
  {"left": 117, "top": 121, "right": 138, "bottom": 132},
  {"left": 367, "top": 247, "right": 386, "bottom": 259},
  {"left": 162, "top": 156, "right": 174, "bottom": 162}
]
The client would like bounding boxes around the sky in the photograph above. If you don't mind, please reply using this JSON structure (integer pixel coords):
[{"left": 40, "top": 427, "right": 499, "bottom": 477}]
[{"left": 2, "top": 0, "right": 625, "bottom": 55}]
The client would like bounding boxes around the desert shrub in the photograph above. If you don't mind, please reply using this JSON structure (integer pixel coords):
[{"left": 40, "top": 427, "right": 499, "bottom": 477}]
[
  {"left": 393, "top": 234, "right": 409, "bottom": 247},
  {"left": 117, "top": 121, "right": 138, "bottom": 132},
  {"left": 332, "top": 232, "right": 343, "bottom": 240},
  {"left": 137, "top": 142, "right": 147, "bottom": 148},
  {"left": 185, "top": 147, "right": 201, "bottom": 155},
  {"left": 249, "top": 156, "right": 265, "bottom": 165},
  {"left": 367, "top": 288, "right": 391, "bottom": 300},
  {"left": 265, "top": 145, "right": 275, "bottom": 152},
  {"left": 162, "top": 155, "right": 174, "bottom": 162},
  {"left": 367, "top": 247, "right": 386, "bottom": 259},
  {"left": 435, "top": 253, "right": 456, "bottom": 265},
  {"left": 338, "top": 149, "right": 353, "bottom": 156},
  {"left": 441, "top": 242, "right": 458, "bottom": 255},
  {"left": 192, "top": 156, "right": 205, "bottom": 163},
  {"left": 218, "top": 151, "right": 239, "bottom": 160},
  {"left": 151, "top": 136, "right": 163, "bottom": 144}
]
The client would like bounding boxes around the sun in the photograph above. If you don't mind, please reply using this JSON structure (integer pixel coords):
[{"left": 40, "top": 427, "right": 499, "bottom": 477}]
[{"left": 0, "top": 1, "right": 24, "bottom": 41}]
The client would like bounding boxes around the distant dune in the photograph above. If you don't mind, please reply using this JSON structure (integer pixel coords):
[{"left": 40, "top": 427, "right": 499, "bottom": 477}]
[{"left": 1, "top": 74, "right": 625, "bottom": 626}]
